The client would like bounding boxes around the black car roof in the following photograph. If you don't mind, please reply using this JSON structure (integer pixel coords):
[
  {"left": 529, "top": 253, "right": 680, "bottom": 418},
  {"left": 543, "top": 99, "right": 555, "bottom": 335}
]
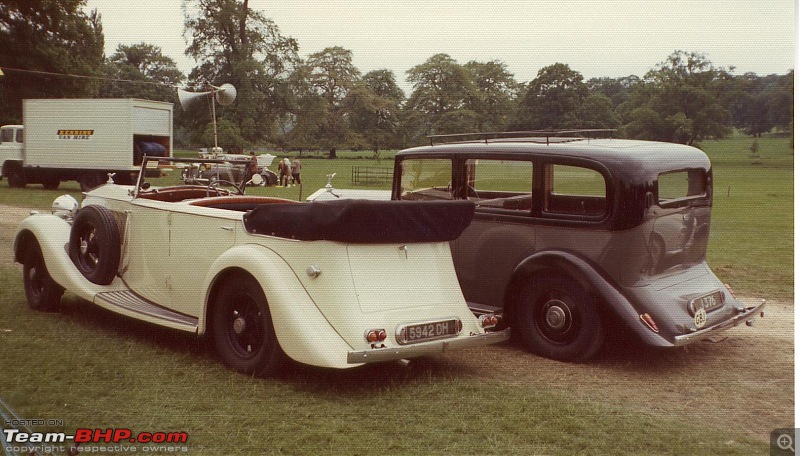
[{"left": 397, "top": 138, "right": 712, "bottom": 178}]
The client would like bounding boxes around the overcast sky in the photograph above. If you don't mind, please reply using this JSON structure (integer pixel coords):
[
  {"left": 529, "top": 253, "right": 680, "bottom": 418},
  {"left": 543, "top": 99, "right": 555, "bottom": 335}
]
[{"left": 84, "top": 0, "right": 796, "bottom": 93}]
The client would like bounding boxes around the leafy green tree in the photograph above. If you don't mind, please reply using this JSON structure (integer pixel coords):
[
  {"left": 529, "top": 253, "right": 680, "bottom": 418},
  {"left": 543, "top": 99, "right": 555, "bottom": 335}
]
[
  {"left": 344, "top": 70, "right": 405, "bottom": 154},
  {"left": 619, "top": 51, "right": 731, "bottom": 145},
  {"left": 464, "top": 60, "right": 519, "bottom": 131},
  {"left": 183, "top": 0, "right": 299, "bottom": 146},
  {"left": 586, "top": 76, "right": 639, "bottom": 109},
  {"left": 0, "top": 0, "right": 105, "bottom": 124},
  {"left": 406, "top": 54, "right": 478, "bottom": 138},
  {"left": 305, "top": 46, "right": 361, "bottom": 158},
  {"left": 515, "top": 63, "right": 588, "bottom": 130},
  {"left": 768, "top": 70, "right": 793, "bottom": 132},
  {"left": 100, "top": 43, "right": 185, "bottom": 102},
  {"left": 570, "top": 93, "right": 620, "bottom": 129}
]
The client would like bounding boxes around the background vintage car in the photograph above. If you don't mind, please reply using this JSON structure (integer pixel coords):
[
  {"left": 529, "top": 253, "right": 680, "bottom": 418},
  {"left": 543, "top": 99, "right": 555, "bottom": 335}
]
[
  {"left": 13, "top": 157, "right": 508, "bottom": 377},
  {"left": 311, "top": 132, "right": 766, "bottom": 362}
]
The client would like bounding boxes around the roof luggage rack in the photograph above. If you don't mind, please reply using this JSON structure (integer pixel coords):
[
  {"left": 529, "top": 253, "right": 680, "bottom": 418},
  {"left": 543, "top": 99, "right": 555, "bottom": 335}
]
[{"left": 427, "top": 129, "right": 616, "bottom": 146}]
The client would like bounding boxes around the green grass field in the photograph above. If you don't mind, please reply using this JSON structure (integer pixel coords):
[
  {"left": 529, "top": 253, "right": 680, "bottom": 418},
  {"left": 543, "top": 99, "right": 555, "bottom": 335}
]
[{"left": 0, "top": 273, "right": 765, "bottom": 454}]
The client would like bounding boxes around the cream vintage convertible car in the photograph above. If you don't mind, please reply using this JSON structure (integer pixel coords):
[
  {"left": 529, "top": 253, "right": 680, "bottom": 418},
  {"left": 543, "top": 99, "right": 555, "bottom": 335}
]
[{"left": 14, "top": 157, "right": 508, "bottom": 376}]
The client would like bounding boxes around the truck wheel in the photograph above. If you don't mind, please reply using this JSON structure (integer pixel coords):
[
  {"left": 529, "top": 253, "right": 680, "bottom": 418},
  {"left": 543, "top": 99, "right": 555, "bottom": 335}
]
[
  {"left": 212, "top": 274, "right": 285, "bottom": 377},
  {"left": 23, "top": 241, "right": 64, "bottom": 312},
  {"left": 513, "top": 272, "right": 604, "bottom": 362},
  {"left": 79, "top": 173, "right": 105, "bottom": 192},
  {"left": 43, "top": 177, "right": 60, "bottom": 190},
  {"left": 8, "top": 170, "right": 25, "bottom": 188},
  {"left": 69, "top": 205, "right": 120, "bottom": 285}
]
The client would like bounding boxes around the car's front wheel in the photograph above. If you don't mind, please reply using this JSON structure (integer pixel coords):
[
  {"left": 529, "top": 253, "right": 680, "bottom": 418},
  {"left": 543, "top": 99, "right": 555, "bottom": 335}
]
[
  {"left": 22, "top": 241, "right": 64, "bottom": 312},
  {"left": 514, "top": 272, "right": 604, "bottom": 362},
  {"left": 212, "top": 274, "right": 285, "bottom": 377}
]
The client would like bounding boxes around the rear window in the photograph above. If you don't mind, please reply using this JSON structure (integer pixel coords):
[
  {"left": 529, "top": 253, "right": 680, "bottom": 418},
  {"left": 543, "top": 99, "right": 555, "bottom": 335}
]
[
  {"left": 658, "top": 169, "right": 707, "bottom": 206},
  {"left": 467, "top": 159, "right": 533, "bottom": 213},
  {"left": 544, "top": 164, "right": 607, "bottom": 217}
]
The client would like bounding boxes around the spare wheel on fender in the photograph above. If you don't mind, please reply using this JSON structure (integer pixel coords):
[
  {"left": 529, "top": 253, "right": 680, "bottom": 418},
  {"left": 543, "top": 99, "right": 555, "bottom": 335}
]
[{"left": 69, "top": 205, "right": 121, "bottom": 285}]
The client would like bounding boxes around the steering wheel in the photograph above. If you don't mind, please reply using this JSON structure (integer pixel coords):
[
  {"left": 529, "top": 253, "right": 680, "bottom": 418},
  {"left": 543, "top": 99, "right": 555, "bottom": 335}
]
[{"left": 209, "top": 179, "right": 243, "bottom": 195}]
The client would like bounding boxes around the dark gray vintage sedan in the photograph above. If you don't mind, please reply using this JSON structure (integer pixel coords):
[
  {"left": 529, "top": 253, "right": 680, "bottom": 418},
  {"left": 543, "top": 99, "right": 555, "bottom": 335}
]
[{"left": 388, "top": 131, "right": 766, "bottom": 361}]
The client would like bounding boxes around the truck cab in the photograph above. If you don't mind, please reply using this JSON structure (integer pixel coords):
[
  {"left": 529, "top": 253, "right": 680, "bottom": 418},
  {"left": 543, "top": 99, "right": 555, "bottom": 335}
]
[{"left": 0, "top": 125, "right": 24, "bottom": 185}]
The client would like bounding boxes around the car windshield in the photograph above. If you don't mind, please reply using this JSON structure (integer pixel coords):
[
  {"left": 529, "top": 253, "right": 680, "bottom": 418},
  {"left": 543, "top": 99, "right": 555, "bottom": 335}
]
[{"left": 136, "top": 156, "right": 256, "bottom": 196}]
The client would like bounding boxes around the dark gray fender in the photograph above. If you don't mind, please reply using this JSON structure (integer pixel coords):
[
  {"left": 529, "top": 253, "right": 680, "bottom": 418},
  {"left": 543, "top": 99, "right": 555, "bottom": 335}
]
[{"left": 509, "top": 250, "right": 672, "bottom": 347}]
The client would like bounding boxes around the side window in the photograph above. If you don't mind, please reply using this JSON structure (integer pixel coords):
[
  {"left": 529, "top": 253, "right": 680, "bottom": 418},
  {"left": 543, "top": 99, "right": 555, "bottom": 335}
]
[
  {"left": 467, "top": 159, "right": 533, "bottom": 212},
  {"left": 658, "top": 169, "right": 707, "bottom": 206},
  {"left": 398, "top": 159, "right": 454, "bottom": 200},
  {"left": 15, "top": 129, "right": 23, "bottom": 143},
  {"left": 543, "top": 164, "right": 607, "bottom": 217},
  {"left": 0, "top": 129, "right": 12, "bottom": 144}
]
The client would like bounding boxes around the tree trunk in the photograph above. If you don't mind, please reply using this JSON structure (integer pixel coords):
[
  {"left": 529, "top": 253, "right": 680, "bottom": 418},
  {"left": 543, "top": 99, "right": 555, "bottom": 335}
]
[{"left": 328, "top": 147, "right": 337, "bottom": 159}]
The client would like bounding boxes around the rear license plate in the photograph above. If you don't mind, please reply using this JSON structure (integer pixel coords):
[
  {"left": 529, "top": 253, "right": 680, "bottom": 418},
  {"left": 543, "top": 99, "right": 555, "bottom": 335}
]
[
  {"left": 689, "top": 291, "right": 723, "bottom": 314},
  {"left": 397, "top": 319, "right": 461, "bottom": 345}
]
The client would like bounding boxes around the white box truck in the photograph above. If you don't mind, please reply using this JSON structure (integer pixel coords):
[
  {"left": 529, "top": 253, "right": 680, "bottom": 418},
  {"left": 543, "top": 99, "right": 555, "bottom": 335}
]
[{"left": 0, "top": 98, "right": 173, "bottom": 191}]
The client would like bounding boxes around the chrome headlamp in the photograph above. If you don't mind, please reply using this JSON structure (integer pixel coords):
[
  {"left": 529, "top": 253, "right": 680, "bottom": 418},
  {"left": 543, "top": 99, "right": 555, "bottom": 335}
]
[{"left": 51, "top": 194, "right": 79, "bottom": 220}]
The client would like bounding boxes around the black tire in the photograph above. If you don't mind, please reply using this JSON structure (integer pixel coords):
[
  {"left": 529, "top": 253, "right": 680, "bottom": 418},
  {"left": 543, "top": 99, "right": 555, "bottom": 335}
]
[
  {"left": 22, "top": 242, "right": 64, "bottom": 312},
  {"left": 513, "top": 273, "right": 604, "bottom": 362},
  {"left": 79, "top": 173, "right": 105, "bottom": 192},
  {"left": 8, "top": 169, "right": 25, "bottom": 188},
  {"left": 212, "top": 274, "right": 285, "bottom": 377},
  {"left": 43, "top": 177, "right": 60, "bottom": 190},
  {"left": 69, "top": 205, "right": 121, "bottom": 285}
]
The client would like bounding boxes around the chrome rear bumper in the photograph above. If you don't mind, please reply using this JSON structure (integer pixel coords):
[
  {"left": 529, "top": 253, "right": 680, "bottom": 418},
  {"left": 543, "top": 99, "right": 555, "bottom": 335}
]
[
  {"left": 673, "top": 300, "right": 767, "bottom": 346},
  {"left": 347, "top": 328, "right": 510, "bottom": 364}
]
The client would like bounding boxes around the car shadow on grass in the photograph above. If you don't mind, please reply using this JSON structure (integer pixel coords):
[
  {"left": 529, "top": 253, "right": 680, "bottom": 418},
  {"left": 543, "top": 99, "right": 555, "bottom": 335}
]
[{"left": 56, "top": 294, "right": 473, "bottom": 392}]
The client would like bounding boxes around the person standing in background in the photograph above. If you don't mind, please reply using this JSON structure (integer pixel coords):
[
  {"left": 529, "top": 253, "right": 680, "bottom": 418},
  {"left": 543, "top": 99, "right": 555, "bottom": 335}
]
[
  {"left": 283, "top": 157, "right": 293, "bottom": 187},
  {"left": 291, "top": 157, "right": 302, "bottom": 187}
]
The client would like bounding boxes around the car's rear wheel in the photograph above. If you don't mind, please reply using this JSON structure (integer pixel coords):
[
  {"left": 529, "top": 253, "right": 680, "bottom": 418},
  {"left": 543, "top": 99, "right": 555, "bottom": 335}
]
[
  {"left": 514, "top": 272, "right": 604, "bottom": 362},
  {"left": 22, "top": 241, "right": 64, "bottom": 312},
  {"left": 212, "top": 274, "right": 285, "bottom": 377},
  {"left": 69, "top": 205, "right": 120, "bottom": 285}
]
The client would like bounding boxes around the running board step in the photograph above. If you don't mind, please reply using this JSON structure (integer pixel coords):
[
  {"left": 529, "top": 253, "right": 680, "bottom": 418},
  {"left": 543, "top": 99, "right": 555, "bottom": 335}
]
[{"left": 95, "top": 290, "right": 198, "bottom": 330}]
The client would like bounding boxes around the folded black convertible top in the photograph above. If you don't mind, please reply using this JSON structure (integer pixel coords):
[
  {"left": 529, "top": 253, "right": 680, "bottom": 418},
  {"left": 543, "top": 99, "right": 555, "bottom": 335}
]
[{"left": 243, "top": 199, "right": 474, "bottom": 243}]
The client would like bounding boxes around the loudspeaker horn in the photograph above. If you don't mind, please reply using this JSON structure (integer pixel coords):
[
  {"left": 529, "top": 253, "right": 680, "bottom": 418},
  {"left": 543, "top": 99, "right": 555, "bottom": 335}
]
[
  {"left": 215, "top": 83, "right": 237, "bottom": 106},
  {"left": 178, "top": 88, "right": 213, "bottom": 110}
]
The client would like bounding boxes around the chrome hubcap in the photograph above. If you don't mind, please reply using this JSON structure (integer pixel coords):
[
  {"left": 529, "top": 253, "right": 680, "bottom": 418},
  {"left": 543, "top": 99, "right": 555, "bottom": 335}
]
[
  {"left": 544, "top": 300, "right": 570, "bottom": 331},
  {"left": 232, "top": 317, "right": 246, "bottom": 335}
]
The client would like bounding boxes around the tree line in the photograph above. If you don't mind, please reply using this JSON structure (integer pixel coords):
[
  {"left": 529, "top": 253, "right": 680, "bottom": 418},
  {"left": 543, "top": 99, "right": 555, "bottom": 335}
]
[{"left": 0, "top": 0, "right": 793, "bottom": 156}]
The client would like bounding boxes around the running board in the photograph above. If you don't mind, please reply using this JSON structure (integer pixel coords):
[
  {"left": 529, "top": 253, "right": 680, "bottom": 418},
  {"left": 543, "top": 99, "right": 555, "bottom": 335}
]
[
  {"left": 467, "top": 302, "right": 503, "bottom": 318},
  {"left": 95, "top": 290, "right": 198, "bottom": 331}
]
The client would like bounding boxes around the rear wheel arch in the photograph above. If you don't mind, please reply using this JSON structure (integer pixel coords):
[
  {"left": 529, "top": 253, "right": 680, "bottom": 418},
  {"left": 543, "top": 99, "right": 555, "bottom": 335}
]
[
  {"left": 504, "top": 252, "right": 603, "bottom": 321},
  {"left": 206, "top": 268, "right": 286, "bottom": 377},
  {"left": 14, "top": 229, "right": 37, "bottom": 264},
  {"left": 504, "top": 252, "right": 609, "bottom": 361},
  {"left": 204, "top": 267, "right": 250, "bottom": 335}
]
